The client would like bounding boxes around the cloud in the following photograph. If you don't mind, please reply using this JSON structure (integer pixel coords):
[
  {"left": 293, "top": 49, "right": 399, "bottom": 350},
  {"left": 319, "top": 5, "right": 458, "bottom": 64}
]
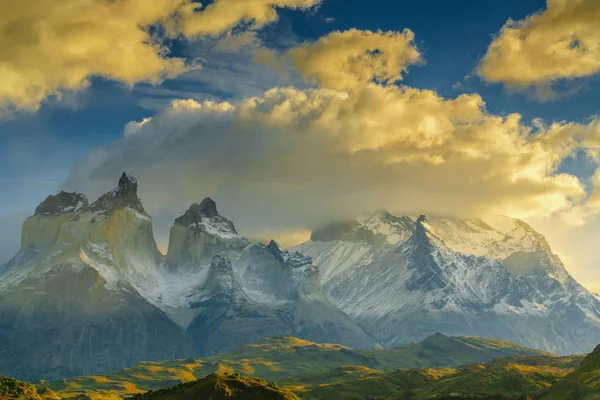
[
  {"left": 178, "top": 0, "right": 322, "bottom": 37},
  {"left": 0, "top": 0, "right": 321, "bottom": 111},
  {"left": 61, "top": 83, "right": 600, "bottom": 248},
  {"left": 288, "top": 29, "right": 422, "bottom": 90},
  {"left": 478, "top": 0, "right": 600, "bottom": 98}
]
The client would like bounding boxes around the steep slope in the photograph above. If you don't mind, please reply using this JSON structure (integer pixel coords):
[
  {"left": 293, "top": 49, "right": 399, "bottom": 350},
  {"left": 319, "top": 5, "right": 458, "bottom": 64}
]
[
  {"left": 0, "top": 173, "right": 195, "bottom": 381},
  {"left": 165, "top": 199, "right": 249, "bottom": 272},
  {"left": 39, "top": 334, "right": 552, "bottom": 399},
  {"left": 186, "top": 255, "right": 293, "bottom": 355},
  {"left": 539, "top": 344, "right": 600, "bottom": 399},
  {"left": 128, "top": 373, "right": 300, "bottom": 400},
  {"left": 294, "top": 211, "right": 600, "bottom": 354},
  {"left": 162, "top": 200, "right": 375, "bottom": 353},
  {"left": 236, "top": 240, "right": 376, "bottom": 349}
]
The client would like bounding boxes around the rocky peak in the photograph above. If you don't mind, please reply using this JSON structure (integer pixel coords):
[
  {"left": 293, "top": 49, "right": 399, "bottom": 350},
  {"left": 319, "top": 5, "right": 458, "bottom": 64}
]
[
  {"left": 34, "top": 191, "right": 88, "bottom": 216},
  {"left": 404, "top": 214, "right": 448, "bottom": 292},
  {"left": 175, "top": 198, "right": 224, "bottom": 227},
  {"left": 87, "top": 172, "right": 147, "bottom": 216},
  {"left": 265, "top": 240, "right": 284, "bottom": 257},
  {"left": 174, "top": 198, "right": 240, "bottom": 239},
  {"left": 201, "top": 255, "right": 244, "bottom": 298},
  {"left": 199, "top": 197, "right": 218, "bottom": 218},
  {"left": 259, "top": 240, "right": 315, "bottom": 271},
  {"left": 411, "top": 214, "right": 434, "bottom": 251},
  {"left": 118, "top": 172, "right": 137, "bottom": 191}
]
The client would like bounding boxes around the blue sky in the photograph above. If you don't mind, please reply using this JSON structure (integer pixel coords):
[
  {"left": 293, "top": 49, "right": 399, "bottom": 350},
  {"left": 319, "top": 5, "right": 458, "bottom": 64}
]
[
  {"left": 2, "top": 0, "right": 598, "bottom": 211},
  {"left": 1, "top": 0, "right": 600, "bottom": 286}
]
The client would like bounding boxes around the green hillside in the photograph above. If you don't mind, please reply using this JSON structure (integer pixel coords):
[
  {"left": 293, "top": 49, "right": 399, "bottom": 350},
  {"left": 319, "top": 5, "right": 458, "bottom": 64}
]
[
  {"left": 37, "top": 334, "right": 551, "bottom": 399},
  {"left": 127, "top": 373, "right": 299, "bottom": 400},
  {"left": 538, "top": 345, "right": 600, "bottom": 399},
  {"left": 292, "top": 355, "right": 580, "bottom": 400},
  {"left": 0, "top": 376, "right": 59, "bottom": 400}
]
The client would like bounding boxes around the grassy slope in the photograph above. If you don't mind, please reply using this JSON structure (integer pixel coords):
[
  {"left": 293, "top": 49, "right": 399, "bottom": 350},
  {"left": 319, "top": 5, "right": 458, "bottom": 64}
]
[
  {"left": 38, "top": 334, "right": 551, "bottom": 399},
  {"left": 293, "top": 355, "right": 581, "bottom": 400},
  {"left": 126, "top": 373, "right": 299, "bottom": 400},
  {"left": 538, "top": 345, "right": 600, "bottom": 400}
]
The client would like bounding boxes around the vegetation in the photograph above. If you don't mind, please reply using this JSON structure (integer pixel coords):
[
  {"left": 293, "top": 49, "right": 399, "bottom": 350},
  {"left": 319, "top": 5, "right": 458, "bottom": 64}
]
[
  {"left": 37, "top": 334, "right": 550, "bottom": 399},
  {"left": 0, "top": 376, "right": 59, "bottom": 399},
  {"left": 39, "top": 351, "right": 582, "bottom": 400},
  {"left": 538, "top": 344, "right": 600, "bottom": 399},
  {"left": 126, "top": 373, "right": 299, "bottom": 400},
  {"left": 287, "top": 356, "right": 576, "bottom": 400}
]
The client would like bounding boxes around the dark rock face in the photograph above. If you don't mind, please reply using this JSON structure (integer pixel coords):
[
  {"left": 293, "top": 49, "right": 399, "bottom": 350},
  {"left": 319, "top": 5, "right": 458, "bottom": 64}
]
[
  {"left": 405, "top": 215, "right": 448, "bottom": 292},
  {"left": 165, "top": 200, "right": 249, "bottom": 271},
  {"left": 174, "top": 198, "right": 236, "bottom": 233},
  {"left": 34, "top": 192, "right": 88, "bottom": 216},
  {"left": 187, "top": 255, "right": 291, "bottom": 355},
  {"left": 237, "top": 244, "right": 376, "bottom": 349},
  {"left": 87, "top": 172, "right": 147, "bottom": 216},
  {"left": 0, "top": 265, "right": 196, "bottom": 381}
]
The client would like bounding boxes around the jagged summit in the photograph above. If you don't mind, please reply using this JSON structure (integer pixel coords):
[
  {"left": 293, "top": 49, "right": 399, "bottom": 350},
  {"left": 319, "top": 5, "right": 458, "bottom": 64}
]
[
  {"left": 87, "top": 172, "right": 147, "bottom": 216},
  {"left": 165, "top": 199, "right": 248, "bottom": 270},
  {"left": 199, "top": 255, "right": 242, "bottom": 297},
  {"left": 265, "top": 239, "right": 283, "bottom": 255},
  {"left": 119, "top": 172, "right": 137, "bottom": 190},
  {"left": 199, "top": 197, "right": 218, "bottom": 217},
  {"left": 256, "top": 240, "right": 314, "bottom": 271},
  {"left": 174, "top": 198, "right": 231, "bottom": 230},
  {"left": 413, "top": 214, "right": 429, "bottom": 241},
  {"left": 404, "top": 214, "right": 448, "bottom": 292},
  {"left": 34, "top": 191, "right": 88, "bottom": 216}
]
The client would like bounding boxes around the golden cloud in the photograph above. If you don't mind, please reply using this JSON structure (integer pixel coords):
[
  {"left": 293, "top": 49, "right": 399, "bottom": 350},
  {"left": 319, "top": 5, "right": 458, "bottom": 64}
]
[
  {"left": 65, "top": 84, "right": 598, "bottom": 239},
  {"left": 178, "top": 0, "right": 321, "bottom": 37},
  {"left": 288, "top": 29, "right": 422, "bottom": 90},
  {"left": 0, "top": 0, "right": 321, "bottom": 110},
  {"left": 478, "top": 0, "right": 600, "bottom": 95}
]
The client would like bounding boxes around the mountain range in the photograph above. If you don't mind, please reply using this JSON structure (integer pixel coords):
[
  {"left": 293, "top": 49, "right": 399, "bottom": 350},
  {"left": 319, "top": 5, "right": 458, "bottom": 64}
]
[
  {"left": 295, "top": 211, "right": 600, "bottom": 354},
  {"left": 0, "top": 173, "right": 599, "bottom": 381}
]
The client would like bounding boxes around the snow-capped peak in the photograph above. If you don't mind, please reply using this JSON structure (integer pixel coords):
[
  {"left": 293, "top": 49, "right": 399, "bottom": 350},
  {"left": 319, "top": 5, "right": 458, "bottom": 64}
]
[{"left": 356, "top": 210, "right": 414, "bottom": 245}]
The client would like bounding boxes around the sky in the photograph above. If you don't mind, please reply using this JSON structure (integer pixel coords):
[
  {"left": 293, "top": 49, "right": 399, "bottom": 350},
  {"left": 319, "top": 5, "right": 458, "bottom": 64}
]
[{"left": 1, "top": 0, "right": 600, "bottom": 289}]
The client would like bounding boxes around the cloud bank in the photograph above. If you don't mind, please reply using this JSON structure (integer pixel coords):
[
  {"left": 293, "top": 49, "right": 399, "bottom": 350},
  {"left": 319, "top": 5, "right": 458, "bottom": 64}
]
[
  {"left": 58, "top": 27, "right": 600, "bottom": 244},
  {"left": 478, "top": 0, "right": 600, "bottom": 98},
  {"left": 64, "top": 83, "right": 600, "bottom": 242}
]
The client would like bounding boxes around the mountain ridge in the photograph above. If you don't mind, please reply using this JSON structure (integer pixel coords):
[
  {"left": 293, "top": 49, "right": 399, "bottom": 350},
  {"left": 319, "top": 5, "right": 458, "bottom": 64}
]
[
  {"left": 1, "top": 172, "right": 599, "bottom": 381},
  {"left": 294, "top": 210, "right": 600, "bottom": 354}
]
